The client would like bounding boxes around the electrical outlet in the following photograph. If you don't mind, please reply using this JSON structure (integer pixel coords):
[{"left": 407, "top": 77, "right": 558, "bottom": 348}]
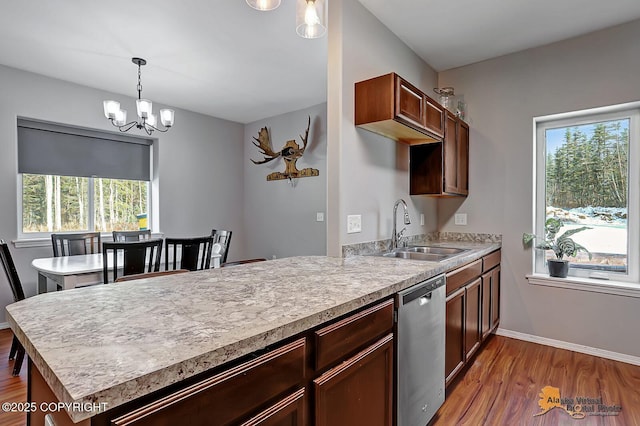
[
  {"left": 420, "top": 213, "right": 425, "bottom": 226},
  {"left": 454, "top": 213, "right": 467, "bottom": 226},
  {"left": 347, "top": 215, "right": 362, "bottom": 233},
  {"left": 316, "top": 212, "right": 324, "bottom": 222}
]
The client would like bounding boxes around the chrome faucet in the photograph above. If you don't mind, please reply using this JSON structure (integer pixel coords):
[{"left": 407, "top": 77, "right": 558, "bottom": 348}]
[{"left": 392, "top": 199, "right": 411, "bottom": 250}]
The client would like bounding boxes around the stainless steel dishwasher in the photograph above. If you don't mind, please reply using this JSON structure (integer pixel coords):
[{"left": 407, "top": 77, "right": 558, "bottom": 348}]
[{"left": 396, "top": 274, "right": 446, "bottom": 426}]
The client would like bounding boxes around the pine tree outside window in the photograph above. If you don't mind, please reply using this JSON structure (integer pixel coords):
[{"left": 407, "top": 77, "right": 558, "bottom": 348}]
[{"left": 534, "top": 104, "right": 639, "bottom": 283}]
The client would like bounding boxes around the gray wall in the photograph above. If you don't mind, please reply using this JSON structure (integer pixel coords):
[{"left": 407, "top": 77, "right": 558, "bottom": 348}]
[
  {"left": 243, "top": 103, "right": 327, "bottom": 259},
  {"left": 438, "top": 20, "right": 640, "bottom": 357},
  {"left": 327, "top": 0, "right": 439, "bottom": 255},
  {"left": 0, "top": 64, "right": 245, "bottom": 320}
]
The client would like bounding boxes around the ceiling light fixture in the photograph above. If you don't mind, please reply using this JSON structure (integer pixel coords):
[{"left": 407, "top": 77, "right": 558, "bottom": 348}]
[
  {"left": 246, "top": 0, "right": 281, "bottom": 11},
  {"left": 296, "top": 0, "right": 326, "bottom": 39},
  {"left": 103, "top": 57, "right": 174, "bottom": 135}
]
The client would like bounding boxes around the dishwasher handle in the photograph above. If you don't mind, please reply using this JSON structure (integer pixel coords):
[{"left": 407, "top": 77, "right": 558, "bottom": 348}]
[
  {"left": 399, "top": 275, "right": 445, "bottom": 307},
  {"left": 418, "top": 293, "right": 432, "bottom": 305}
]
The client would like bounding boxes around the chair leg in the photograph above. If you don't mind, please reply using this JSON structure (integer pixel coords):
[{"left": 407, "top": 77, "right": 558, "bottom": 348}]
[
  {"left": 12, "top": 345, "right": 25, "bottom": 376},
  {"left": 9, "top": 335, "right": 19, "bottom": 360}
]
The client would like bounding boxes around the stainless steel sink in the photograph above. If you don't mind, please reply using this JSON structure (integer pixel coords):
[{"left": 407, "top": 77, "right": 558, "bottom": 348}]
[
  {"left": 382, "top": 251, "right": 449, "bottom": 261},
  {"left": 379, "top": 246, "right": 468, "bottom": 262},
  {"left": 399, "top": 246, "right": 467, "bottom": 255}
]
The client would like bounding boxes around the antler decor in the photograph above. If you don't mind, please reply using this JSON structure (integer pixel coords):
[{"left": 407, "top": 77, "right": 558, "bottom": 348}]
[{"left": 251, "top": 116, "right": 320, "bottom": 181}]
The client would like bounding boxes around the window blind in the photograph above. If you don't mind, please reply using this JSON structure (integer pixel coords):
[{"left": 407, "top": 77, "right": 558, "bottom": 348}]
[{"left": 17, "top": 119, "right": 152, "bottom": 181}]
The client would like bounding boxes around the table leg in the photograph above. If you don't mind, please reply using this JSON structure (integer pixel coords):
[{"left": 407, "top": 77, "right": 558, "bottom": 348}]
[{"left": 38, "top": 273, "right": 47, "bottom": 294}]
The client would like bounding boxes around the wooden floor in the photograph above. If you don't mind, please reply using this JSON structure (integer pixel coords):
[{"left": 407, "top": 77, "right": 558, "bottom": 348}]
[
  {"left": 0, "top": 329, "right": 27, "bottom": 426},
  {"left": 0, "top": 329, "right": 639, "bottom": 425},
  {"left": 432, "top": 335, "right": 640, "bottom": 425}
]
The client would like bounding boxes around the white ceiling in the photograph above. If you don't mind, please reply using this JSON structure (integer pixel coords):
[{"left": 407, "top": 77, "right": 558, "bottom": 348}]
[
  {"left": 2, "top": 1, "right": 640, "bottom": 124},
  {"left": 358, "top": 0, "right": 640, "bottom": 71},
  {"left": 0, "top": 0, "right": 327, "bottom": 124}
]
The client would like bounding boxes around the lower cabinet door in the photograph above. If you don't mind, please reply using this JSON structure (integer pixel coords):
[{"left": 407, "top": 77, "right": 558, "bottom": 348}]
[
  {"left": 313, "top": 334, "right": 393, "bottom": 426},
  {"left": 241, "top": 388, "right": 306, "bottom": 426},
  {"left": 491, "top": 266, "right": 501, "bottom": 331},
  {"left": 481, "top": 271, "right": 492, "bottom": 340},
  {"left": 464, "top": 278, "right": 482, "bottom": 360},
  {"left": 445, "top": 287, "right": 465, "bottom": 386}
]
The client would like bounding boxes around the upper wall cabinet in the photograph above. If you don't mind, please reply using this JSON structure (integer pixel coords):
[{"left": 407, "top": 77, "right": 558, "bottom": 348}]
[
  {"left": 410, "top": 111, "right": 469, "bottom": 197},
  {"left": 355, "top": 73, "right": 444, "bottom": 144}
]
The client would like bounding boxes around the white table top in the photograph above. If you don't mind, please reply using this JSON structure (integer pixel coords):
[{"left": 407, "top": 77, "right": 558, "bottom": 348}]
[
  {"left": 32, "top": 252, "right": 223, "bottom": 276},
  {"left": 32, "top": 253, "right": 106, "bottom": 276}
]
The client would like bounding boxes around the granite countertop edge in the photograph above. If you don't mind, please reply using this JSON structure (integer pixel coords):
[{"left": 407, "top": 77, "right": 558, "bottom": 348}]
[{"left": 6, "top": 241, "right": 500, "bottom": 422}]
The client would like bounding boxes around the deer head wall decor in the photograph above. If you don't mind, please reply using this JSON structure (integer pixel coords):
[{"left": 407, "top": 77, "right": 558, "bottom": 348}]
[{"left": 251, "top": 116, "right": 319, "bottom": 181}]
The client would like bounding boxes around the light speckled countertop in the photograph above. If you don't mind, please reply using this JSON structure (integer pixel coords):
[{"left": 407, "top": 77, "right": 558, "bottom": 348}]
[{"left": 7, "top": 242, "right": 499, "bottom": 422}]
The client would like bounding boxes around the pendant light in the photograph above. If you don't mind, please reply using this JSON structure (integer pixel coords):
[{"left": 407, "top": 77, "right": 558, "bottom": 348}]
[
  {"left": 296, "top": 0, "right": 326, "bottom": 39},
  {"left": 246, "top": 0, "right": 281, "bottom": 11}
]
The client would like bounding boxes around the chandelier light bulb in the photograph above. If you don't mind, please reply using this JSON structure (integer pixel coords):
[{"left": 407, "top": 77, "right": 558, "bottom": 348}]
[
  {"left": 114, "top": 109, "right": 127, "bottom": 127},
  {"left": 103, "top": 100, "right": 120, "bottom": 119},
  {"left": 136, "top": 99, "right": 153, "bottom": 119},
  {"left": 146, "top": 113, "right": 157, "bottom": 128},
  {"left": 160, "top": 109, "right": 175, "bottom": 127}
]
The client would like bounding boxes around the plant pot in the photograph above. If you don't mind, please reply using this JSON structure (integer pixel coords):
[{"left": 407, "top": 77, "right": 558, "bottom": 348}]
[{"left": 548, "top": 259, "right": 569, "bottom": 278}]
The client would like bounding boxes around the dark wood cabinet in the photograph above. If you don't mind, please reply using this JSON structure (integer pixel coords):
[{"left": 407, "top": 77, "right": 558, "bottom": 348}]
[
  {"left": 464, "top": 278, "right": 481, "bottom": 360},
  {"left": 241, "top": 388, "right": 306, "bottom": 426},
  {"left": 62, "top": 299, "right": 395, "bottom": 426},
  {"left": 445, "top": 287, "right": 465, "bottom": 386},
  {"left": 445, "top": 250, "right": 501, "bottom": 387},
  {"left": 110, "top": 338, "right": 307, "bottom": 426},
  {"left": 355, "top": 73, "right": 442, "bottom": 144},
  {"left": 314, "top": 334, "right": 393, "bottom": 426},
  {"left": 411, "top": 111, "right": 469, "bottom": 197}
]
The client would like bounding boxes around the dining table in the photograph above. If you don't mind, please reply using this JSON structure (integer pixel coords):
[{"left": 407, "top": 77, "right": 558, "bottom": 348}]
[{"left": 32, "top": 252, "right": 222, "bottom": 294}]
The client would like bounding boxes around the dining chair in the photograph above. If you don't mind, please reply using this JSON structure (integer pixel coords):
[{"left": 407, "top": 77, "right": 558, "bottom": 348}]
[
  {"left": 112, "top": 230, "right": 152, "bottom": 242},
  {"left": 51, "top": 232, "right": 101, "bottom": 257},
  {"left": 211, "top": 229, "right": 232, "bottom": 264},
  {"left": 221, "top": 258, "right": 267, "bottom": 267},
  {"left": 165, "top": 236, "right": 214, "bottom": 271},
  {"left": 0, "top": 240, "right": 26, "bottom": 376},
  {"left": 114, "top": 269, "right": 189, "bottom": 283},
  {"left": 102, "top": 239, "right": 163, "bottom": 283}
]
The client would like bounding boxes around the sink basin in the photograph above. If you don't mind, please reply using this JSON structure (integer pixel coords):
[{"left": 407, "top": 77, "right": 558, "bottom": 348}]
[
  {"left": 398, "top": 246, "right": 467, "bottom": 255},
  {"left": 382, "top": 251, "right": 448, "bottom": 261},
  {"left": 378, "top": 246, "right": 468, "bottom": 262}
]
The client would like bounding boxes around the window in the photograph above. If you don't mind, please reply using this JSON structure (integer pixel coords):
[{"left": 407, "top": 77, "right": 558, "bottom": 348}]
[
  {"left": 534, "top": 103, "right": 639, "bottom": 283},
  {"left": 17, "top": 119, "right": 152, "bottom": 238}
]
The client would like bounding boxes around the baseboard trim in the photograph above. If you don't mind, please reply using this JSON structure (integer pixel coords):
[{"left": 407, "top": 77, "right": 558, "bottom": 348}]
[
  {"left": 495, "top": 328, "right": 640, "bottom": 367},
  {"left": 0, "top": 322, "right": 10, "bottom": 330}
]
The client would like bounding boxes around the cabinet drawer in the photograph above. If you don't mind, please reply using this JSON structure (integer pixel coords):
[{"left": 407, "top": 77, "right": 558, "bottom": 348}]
[
  {"left": 315, "top": 299, "right": 394, "bottom": 371},
  {"left": 483, "top": 250, "right": 501, "bottom": 272},
  {"left": 446, "top": 259, "right": 482, "bottom": 296},
  {"left": 112, "top": 338, "right": 306, "bottom": 426}
]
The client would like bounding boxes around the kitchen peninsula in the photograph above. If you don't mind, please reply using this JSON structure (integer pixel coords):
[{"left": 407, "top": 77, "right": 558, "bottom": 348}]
[{"left": 7, "top": 242, "right": 500, "bottom": 425}]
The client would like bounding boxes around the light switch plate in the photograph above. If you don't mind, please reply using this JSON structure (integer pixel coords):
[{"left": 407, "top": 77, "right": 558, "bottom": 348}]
[
  {"left": 347, "top": 215, "right": 362, "bottom": 233},
  {"left": 420, "top": 213, "right": 425, "bottom": 226},
  {"left": 454, "top": 213, "right": 467, "bottom": 226},
  {"left": 316, "top": 212, "right": 324, "bottom": 222}
]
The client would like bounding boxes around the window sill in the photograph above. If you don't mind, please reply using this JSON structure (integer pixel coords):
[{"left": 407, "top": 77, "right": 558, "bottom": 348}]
[
  {"left": 526, "top": 273, "right": 640, "bottom": 298},
  {"left": 13, "top": 233, "right": 165, "bottom": 249}
]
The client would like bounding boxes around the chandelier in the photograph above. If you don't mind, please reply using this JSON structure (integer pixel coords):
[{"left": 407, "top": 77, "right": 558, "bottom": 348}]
[{"left": 103, "top": 58, "right": 174, "bottom": 135}]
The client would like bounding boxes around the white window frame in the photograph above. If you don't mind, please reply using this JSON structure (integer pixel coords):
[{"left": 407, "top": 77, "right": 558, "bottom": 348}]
[
  {"left": 532, "top": 102, "right": 640, "bottom": 285},
  {"left": 17, "top": 176, "right": 152, "bottom": 241}
]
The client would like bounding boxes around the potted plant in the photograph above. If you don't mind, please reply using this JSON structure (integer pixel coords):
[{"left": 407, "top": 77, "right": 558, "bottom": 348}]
[{"left": 523, "top": 218, "right": 592, "bottom": 278}]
